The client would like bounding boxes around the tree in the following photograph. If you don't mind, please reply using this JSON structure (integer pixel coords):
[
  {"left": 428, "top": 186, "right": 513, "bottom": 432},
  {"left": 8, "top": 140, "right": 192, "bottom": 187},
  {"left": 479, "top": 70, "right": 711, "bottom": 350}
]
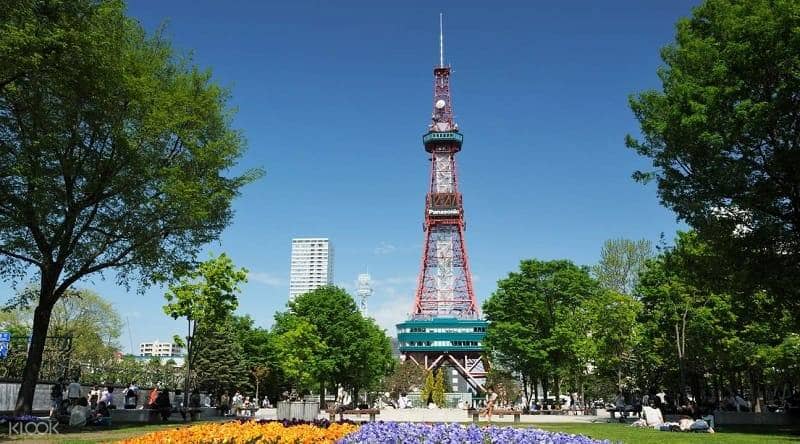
[
  {"left": 486, "top": 369, "right": 522, "bottom": 407},
  {"left": 383, "top": 360, "right": 425, "bottom": 398},
  {"left": 163, "top": 253, "right": 248, "bottom": 408},
  {"left": 2, "top": 288, "right": 122, "bottom": 373},
  {"left": 273, "top": 316, "right": 330, "bottom": 393},
  {"left": 626, "top": 0, "right": 800, "bottom": 312},
  {"left": 483, "top": 259, "right": 599, "bottom": 405},
  {"left": 192, "top": 319, "right": 250, "bottom": 396},
  {"left": 586, "top": 289, "right": 642, "bottom": 392},
  {"left": 273, "top": 286, "right": 392, "bottom": 407},
  {"left": 0, "top": 0, "right": 259, "bottom": 413},
  {"left": 592, "top": 238, "right": 653, "bottom": 296},
  {"left": 348, "top": 317, "right": 394, "bottom": 398},
  {"left": 420, "top": 371, "right": 435, "bottom": 406},
  {"left": 632, "top": 231, "right": 795, "bottom": 409},
  {"left": 251, "top": 365, "right": 270, "bottom": 403},
  {"left": 433, "top": 368, "right": 446, "bottom": 407}
]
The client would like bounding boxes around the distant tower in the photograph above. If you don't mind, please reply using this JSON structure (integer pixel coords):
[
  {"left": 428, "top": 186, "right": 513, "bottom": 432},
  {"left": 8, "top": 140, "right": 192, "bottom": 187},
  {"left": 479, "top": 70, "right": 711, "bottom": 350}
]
[
  {"left": 356, "top": 273, "right": 372, "bottom": 316},
  {"left": 396, "top": 15, "right": 488, "bottom": 393}
]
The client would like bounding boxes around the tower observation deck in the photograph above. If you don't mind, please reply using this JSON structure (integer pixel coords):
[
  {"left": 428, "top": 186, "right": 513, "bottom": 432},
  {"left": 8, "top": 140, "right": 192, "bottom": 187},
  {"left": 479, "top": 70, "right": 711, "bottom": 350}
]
[{"left": 396, "top": 17, "right": 488, "bottom": 394}]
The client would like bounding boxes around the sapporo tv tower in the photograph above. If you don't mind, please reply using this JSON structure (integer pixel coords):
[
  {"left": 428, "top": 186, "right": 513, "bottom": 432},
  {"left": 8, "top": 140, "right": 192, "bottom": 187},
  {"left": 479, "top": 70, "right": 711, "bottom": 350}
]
[{"left": 397, "top": 15, "right": 488, "bottom": 394}]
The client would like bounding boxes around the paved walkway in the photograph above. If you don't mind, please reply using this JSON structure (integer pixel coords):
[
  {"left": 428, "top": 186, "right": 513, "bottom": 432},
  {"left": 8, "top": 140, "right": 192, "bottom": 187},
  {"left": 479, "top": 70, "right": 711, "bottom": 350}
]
[{"left": 317, "top": 408, "right": 609, "bottom": 424}]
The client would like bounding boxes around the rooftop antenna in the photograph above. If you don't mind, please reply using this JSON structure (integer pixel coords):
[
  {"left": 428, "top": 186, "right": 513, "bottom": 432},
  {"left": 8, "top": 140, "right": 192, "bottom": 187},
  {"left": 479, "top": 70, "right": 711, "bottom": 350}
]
[{"left": 439, "top": 13, "right": 444, "bottom": 67}]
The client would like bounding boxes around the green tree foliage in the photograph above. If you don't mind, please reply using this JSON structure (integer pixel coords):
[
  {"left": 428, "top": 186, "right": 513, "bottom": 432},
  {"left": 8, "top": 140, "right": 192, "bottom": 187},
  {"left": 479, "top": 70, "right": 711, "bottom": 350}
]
[
  {"left": 383, "top": 360, "right": 425, "bottom": 398},
  {"left": 0, "top": 0, "right": 259, "bottom": 413},
  {"left": 587, "top": 290, "right": 642, "bottom": 392},
  {"left": 634, "top": 231, "right": 796, "bottom": 410},
  {"left": 1, "top": 288, "right": 122, "bottom": 373},
  {"left": 229, "top": 315, "right": 275, "bottom": 397},
  {"left": 626, "top": 0, "right": 800, "bottom": 312},
  {"left": 273, "top": 316, "right": 330, "bottom": 392},
  {"left": 192, "top": 317, "right": 250, "bottom": 396},
  {"left": 164, "top": 253, "right": 248, "bottom": 403},
  {"left": 433, "top": 368, "right": 446, "bottom": 407},
  {"left": 272, "top": 286, "right": 393, "bottom": 405},
  {"left": 420, "top": 371, "right": 435, "bottom": 405},
  {"left": 486, "top": 369, "right": 522, "bottom": 406},
  {"left": 592, "top": 238, "right": 653, "bottom": 296},
  {"left": 251, "top": 365, "right": 270, "bottom": 402},
  {"left": 189, "top": 313, "right": 277, "bottom": 401},
  {"left": 483, "top": 259, "right": 599, "bottom": 404}
]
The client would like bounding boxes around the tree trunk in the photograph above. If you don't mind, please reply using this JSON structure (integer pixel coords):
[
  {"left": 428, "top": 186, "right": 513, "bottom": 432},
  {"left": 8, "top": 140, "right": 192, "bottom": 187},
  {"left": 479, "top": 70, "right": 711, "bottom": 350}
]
[
  {"left": 750, "top": 370, "right": 761, "bottom": 413},
  {"left": 15, "top": 304, "right": 54, "bottom": 414},
  {"left": 555, "top": 375, "right": 561, "bottom": 408},
  {"left": 319, "top": 380, "right": 325, "bottom": 410},
  {"left": 541, "top": 376, "right": 548, "bottom": 407},
  {"left": 522, "top": 374, "right": 530, "bottom": 407}
]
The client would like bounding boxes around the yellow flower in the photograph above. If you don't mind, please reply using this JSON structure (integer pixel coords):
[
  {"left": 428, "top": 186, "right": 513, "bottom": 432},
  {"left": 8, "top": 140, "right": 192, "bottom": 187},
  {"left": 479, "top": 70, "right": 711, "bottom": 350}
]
[{"left": 117, "top": 421, "right": 359, "bottom": 444}]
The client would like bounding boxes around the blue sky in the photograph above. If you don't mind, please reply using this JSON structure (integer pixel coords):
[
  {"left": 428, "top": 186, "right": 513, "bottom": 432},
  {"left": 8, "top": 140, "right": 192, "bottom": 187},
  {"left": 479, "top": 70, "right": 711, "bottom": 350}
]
[{"left": 10, "top": 1, "right": 699, "bottom": 352}]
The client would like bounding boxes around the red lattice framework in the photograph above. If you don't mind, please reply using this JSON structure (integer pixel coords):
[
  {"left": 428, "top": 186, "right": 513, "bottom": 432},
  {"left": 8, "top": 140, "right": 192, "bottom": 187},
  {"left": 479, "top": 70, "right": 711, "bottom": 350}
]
[{"left": 412, "top": 65, "right": 479, "bottom": 319}]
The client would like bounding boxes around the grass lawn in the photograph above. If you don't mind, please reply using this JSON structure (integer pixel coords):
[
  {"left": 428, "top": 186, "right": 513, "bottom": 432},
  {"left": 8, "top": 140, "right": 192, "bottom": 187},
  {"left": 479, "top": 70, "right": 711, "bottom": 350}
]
[{"left": 532, "top": 422, "right": 800, "bottom": 444}]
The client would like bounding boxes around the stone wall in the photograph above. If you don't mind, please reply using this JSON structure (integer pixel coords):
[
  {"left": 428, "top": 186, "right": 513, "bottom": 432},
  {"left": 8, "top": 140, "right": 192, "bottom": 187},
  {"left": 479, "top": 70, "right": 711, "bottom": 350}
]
[{"left": 0, "top": 382, "right": 144, "bottom": 412}]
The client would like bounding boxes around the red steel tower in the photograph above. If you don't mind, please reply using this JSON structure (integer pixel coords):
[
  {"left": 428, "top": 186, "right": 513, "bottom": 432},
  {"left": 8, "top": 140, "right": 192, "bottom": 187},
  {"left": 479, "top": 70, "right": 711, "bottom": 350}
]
[
  {"left": 397, "top": 17, "right": 488, "bottom": 395},
  {"left": 412, "top": 56, "right": 478, "bottom": 318}
]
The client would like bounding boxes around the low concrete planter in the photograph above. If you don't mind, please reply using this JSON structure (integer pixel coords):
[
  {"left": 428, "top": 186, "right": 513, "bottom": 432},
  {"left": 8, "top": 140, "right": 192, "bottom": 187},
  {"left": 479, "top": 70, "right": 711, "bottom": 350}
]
[
  {"left": 110, "top": 407, "right": 220, "bottom": 423},
  {"left": 276, "top": 401, "right": 319, "bottom": 421}
]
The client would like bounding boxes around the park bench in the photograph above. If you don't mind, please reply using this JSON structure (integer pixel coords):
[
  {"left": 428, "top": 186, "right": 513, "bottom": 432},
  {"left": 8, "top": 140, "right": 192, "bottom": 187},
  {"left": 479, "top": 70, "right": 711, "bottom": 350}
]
[
  {"left": 467, "top": 408, "right": 522, "bottom": 423},
  {"left": 327, "top": 408, "right": 380, "bottom": 422}
]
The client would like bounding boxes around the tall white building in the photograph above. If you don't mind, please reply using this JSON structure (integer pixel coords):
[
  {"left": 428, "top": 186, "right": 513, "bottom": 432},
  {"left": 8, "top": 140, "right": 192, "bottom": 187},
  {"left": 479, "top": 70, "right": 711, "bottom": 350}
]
[
  {"left": 139, "top": 340, "right": 183, "bottom": 358},
  {"left": 289, "top": 238, "right": 334, "bottom": 300}
]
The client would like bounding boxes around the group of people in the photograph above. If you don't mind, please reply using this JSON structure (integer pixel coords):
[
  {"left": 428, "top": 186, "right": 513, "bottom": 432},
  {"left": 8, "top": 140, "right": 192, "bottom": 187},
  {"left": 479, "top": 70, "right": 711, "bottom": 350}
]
[
  {"left": 217, "top": 391, "right": 271, "bottom": 416},
  {"left": 49, "top": 377, "right": 114, "bottom": 427},
  {"left": 145, "top": 387, "right": 202, "bottom": 421}
]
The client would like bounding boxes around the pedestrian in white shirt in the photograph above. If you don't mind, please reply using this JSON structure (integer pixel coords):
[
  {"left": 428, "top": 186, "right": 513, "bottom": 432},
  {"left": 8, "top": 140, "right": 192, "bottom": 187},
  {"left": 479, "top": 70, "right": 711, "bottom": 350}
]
[
  {"left": 100, "top": 386, "right": 114, "bottom": 408},
  {"left": 67, "top": 378, "right": 82, "bottom": 406}
]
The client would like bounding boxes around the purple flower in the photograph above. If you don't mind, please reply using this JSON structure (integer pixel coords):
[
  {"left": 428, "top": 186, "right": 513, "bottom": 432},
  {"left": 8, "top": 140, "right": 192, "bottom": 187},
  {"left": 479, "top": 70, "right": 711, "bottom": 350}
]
[{"left": 337, "top": 422, "right": 609, "bottom": 444}]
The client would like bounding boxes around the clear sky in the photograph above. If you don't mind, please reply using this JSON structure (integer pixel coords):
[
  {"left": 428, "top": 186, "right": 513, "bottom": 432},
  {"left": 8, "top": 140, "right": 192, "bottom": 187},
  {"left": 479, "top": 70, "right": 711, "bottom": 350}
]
[{"left": 9, "top": 1, "right": 700, "bottom": 353}]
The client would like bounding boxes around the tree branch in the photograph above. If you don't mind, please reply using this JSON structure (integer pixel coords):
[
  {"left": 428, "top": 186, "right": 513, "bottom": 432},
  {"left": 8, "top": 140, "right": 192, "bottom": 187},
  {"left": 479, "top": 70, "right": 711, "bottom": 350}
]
[{"left": 0, "top": 247, "right": 41, "bottom": 267}]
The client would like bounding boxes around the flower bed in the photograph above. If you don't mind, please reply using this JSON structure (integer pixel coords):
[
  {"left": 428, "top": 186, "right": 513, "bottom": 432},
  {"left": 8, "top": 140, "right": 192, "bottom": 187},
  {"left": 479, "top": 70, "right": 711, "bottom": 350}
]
[
  {"left": 118, "top": 420, "right": 608, "bottom": 444},
  {"left": 0, "top": 415, "right": 42, "bottom": 424},
  {"left": 337, "top": 422, "right": 610, "bottom": 444},
  {"left": 118, "top": 420, "right": 357, "bottom": 443}
]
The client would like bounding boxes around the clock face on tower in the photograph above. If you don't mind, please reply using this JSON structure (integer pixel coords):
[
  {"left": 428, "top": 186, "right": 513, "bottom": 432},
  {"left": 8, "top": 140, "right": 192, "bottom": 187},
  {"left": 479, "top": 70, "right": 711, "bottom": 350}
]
[{"left": 435, "top": 99, "right": 446, "bottom": 109}]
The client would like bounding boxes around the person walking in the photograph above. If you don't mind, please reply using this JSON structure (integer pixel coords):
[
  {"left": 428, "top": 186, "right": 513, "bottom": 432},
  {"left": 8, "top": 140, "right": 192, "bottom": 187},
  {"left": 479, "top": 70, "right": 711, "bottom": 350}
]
[
  {"left": 482, "top": 387, "right": 498, "bottom": 421},
  {"left": 147, "top": 387, "right": 160, "bottom": 408},
  {"left": 219, "top": 392, "right": 230, "bottom": 416}
]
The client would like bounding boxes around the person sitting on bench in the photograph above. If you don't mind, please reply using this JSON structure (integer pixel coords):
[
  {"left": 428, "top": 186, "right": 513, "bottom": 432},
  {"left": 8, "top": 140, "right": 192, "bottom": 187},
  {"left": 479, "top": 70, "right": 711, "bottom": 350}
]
[{"left": 90, "top": 401, "right": 111, "bottom": 426}]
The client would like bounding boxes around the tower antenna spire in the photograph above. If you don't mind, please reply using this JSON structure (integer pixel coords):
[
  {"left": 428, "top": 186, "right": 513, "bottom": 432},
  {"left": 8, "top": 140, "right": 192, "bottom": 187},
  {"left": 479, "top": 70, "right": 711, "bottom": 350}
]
[{"left": 439, "top": 13, "right": 444, "bottom": 67}]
